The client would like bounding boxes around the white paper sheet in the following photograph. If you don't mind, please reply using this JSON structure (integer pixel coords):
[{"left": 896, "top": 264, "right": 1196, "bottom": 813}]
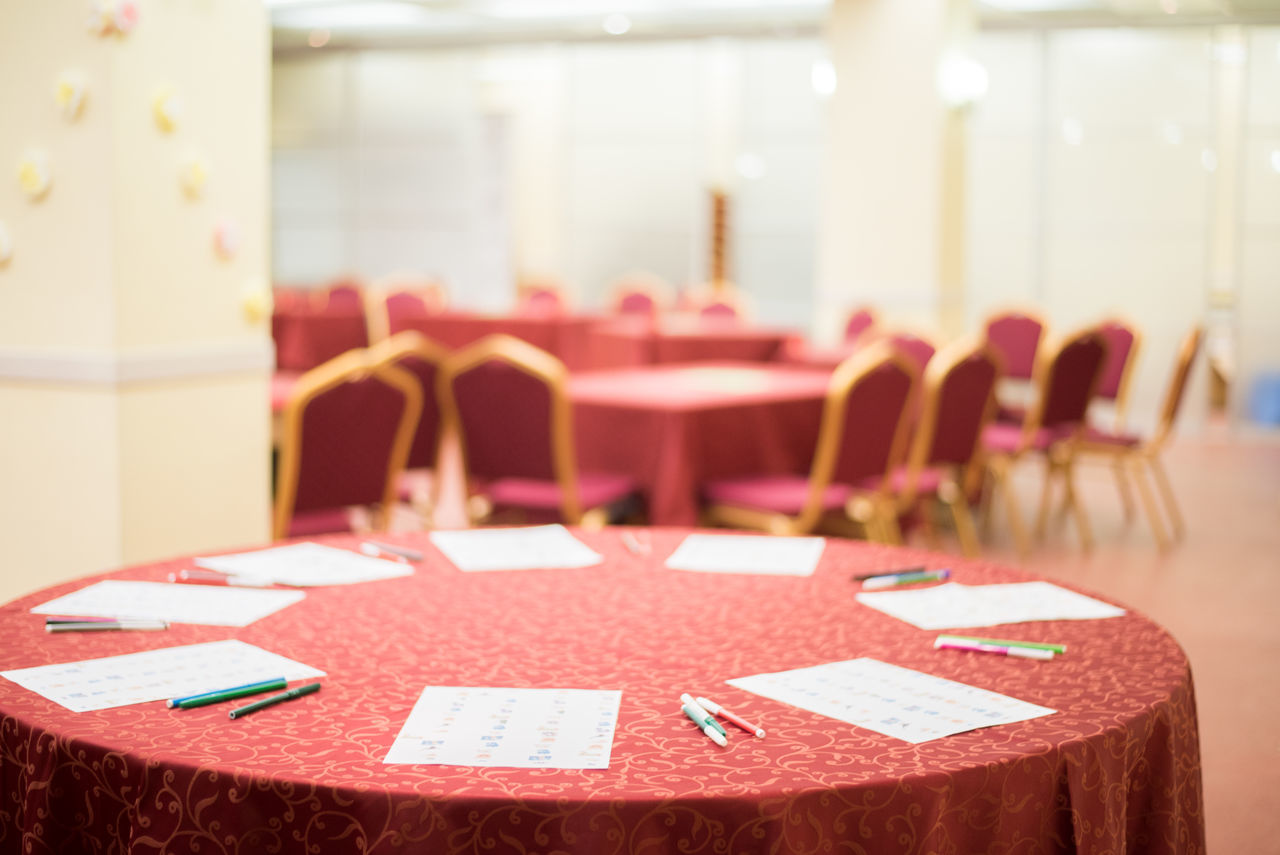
[
  {"left": 428, "top": 525, "right": 602, "bottom": 572},
  {"left": 856, "top": 581, "right": 1126, "bottom": 630},
  {"left": 664, "top": 533, "right": 825, "bottom": 576},
  {"left": 385, "top": 686, "right": 622, "bottom": 768},
  {"left": 30, "top": 580, "right": 305, "bottom": 627},
  {"left": 0, "top": 639, "right": 326, "bottom": 712},
  {"left": 195, "top": 542, "right": 415, "bottom": 587},
  {"left": 728, "top": 658, "right": 1055, "bottom": 744}
]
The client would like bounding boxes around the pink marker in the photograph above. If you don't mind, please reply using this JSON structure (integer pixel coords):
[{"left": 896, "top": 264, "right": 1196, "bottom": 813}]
[
  {"left": 933, "top": 637, "right": 1054, "bottom": 660},
  {"left": 695, "top": 696, "right": 766, "bottom": 738}
]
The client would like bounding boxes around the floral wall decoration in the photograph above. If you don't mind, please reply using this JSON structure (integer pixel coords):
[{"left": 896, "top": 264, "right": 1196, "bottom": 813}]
[
  {"left": 213, "top": 218, "right": 240, "bottom": 260},
  {"left": 55, "top": 71, "right": 89, "bottom": 121},
  {"left": 180, "top": 153, "right": 209, "bottom": 199},
  {"left": 17, "top": 150, "right": 53, "bottom": 202},
  {"left": 87, "top": 0, "right": 139, "bottom": 37},
  {"left": 151, "top": 86, "right": 183, "bottom": 133},
  {"left": 240, "top": 277, "right": 271, "bottom": 323}
]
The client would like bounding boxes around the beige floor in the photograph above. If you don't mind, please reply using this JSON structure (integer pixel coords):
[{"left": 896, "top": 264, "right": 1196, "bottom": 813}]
[{"left": 969, "top": 425, "right": 1280, "bottom": 855}]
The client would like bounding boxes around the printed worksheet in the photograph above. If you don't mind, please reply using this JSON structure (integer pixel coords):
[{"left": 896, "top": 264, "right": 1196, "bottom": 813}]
[
  {"left": 31, "top": 580, "right": 305, "bottom": 627},
  {"left": 728, "top": 658, "right": 1055, "bottom": 744},
  {"left": 856, "top": 581, "right": 1125, "bottom": 630},
  {"left": 665, "top": 533, "right": 825, "bottom": 576},
  {"left": 0, "top": 639, "right": 325, "bottom": 712},
  {"left": 428, "top": 525, "right": 603, "bottom": 572},
  {"left": 385, "top": 686, "right": 622, "bottom": 768},
  {"left": 195, "top": 542, "right": 415, "bottom": 586}
]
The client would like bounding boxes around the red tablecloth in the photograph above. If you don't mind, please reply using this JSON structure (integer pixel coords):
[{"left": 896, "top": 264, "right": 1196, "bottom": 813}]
[
  {"left": 0, "top": 530, "right": 1203, "bottom": 854},
  {"left": 272, "top": 309, "right": 370, "bottom": 372},
  {"left": 585, "top": 316, "right": 796, "bottom": 368},
  {"left": 390, "top": 311, "right": 603, "bottom": 371},
  {"left": 572, "top": 363, "right": 832, "bottom": 525}
]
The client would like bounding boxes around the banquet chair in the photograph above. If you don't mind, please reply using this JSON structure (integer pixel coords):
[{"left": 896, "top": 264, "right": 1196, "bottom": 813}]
[
  {"left": 313, "top": 278, "right": 365, "bottom": 313},
  {"left": 273, "top": 347, "right": 424, "bottom": 540},
  {"left": 701, "top": 343, "right": 917, "bottom": 539},
  {"left": 367, "top": 277, "right": 450, "bottom": 342},
  {"left": 516, "top": 277, "right": 570, "bottom": 317},
  {"left": 1076, "top": 325, "right": 1202, "bottom": 550},
  {"left": 979, "top": 326, "right": 1109, "bottom": 556},
  {"left": 878, "top": 329, "right": 938, "bottom": 374},
  {"left": 366, "top": 331, "right": 449, "bottom": 526},
  {"left": 984, "top": 307, "right": 1047, "bottom": 423},
  {"left": 1074, "top": 317, "right": 1144, "bottom": 520},
  {"left": 610, "top": 271, "right": 673, "bottom": 317},
  {"left": 682, "top": 281, "right": 750, "bottom": 323},
  {"left": 888, "top": 338, "right": 1002, "bottom": 558},
  {"left": 843, "top": 306, "right": 878, "bottom": 345},
  {"left": 439, "top": 334, "right": 640, "bottom": 528}
]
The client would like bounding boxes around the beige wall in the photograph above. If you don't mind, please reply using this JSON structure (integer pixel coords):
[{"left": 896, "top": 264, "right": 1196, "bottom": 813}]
[{"left": 0, "top": 1, "right": 272, "bottom": 604}]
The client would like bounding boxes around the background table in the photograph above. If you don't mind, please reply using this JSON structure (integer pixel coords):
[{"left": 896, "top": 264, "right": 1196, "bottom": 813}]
[
  {"left": 571, "top": 363, "right": 832, "bottom": 525},
  {"left": 0, "top": 530, "right": 1203, "bottom": 854},
  {"left": 584, "top": 316, "right": 796, "bottom": 368}
]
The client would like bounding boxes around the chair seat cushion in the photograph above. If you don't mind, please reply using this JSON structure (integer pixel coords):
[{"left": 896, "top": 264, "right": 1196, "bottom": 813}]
[
  {"left": 703, "top": 476, "right": 853, "bottom": 515},
  {"left": 286, "top": 507, "right": 355, "bottom": 538},
  {"left": 982, "top": 422, "right": 1075, "bottom": 454},
  {"left": 487, "top": 472, "right": 638, "bottom": 512},
  {"left": 1082, "top": 426, "right": 1143, "bottom": 448}
]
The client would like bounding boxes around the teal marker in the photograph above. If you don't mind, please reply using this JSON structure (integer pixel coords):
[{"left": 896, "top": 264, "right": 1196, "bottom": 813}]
[{"left": 168, "top": 677, "right": 288, "bottom": 709}]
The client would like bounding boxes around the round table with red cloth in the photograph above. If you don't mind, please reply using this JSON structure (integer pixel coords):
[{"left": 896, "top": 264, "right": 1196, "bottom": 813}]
[{"left": 0, "top": 530, "right": 1203, "bottom": 854}]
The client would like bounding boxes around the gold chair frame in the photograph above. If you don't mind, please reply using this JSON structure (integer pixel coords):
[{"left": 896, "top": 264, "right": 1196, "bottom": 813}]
[
  {"left": 364, "top": 277, "right": 450, "bottom": 344},
  {"left": 895, "top": 337, "right": 1003, "bottom": 558},
  {"left": 981, "top": 325, "right": 1108, "bottom": 557},
  {"left": 437, "top": 334, "right": 610, "bottom": 529},
  {"left": 1077, "top": 326, "right": 1202, "bottom": 551},
  {"left": 703, "top": 343, "right": 918, "bottom": 539},
  {"left": 273, "top": 347, "right": 424, "bottom": 541},
  {"left": 366, "top": 331, "right": 451, "bottom": 524}
]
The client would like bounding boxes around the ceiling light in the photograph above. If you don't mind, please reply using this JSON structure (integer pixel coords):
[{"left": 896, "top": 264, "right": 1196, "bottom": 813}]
[
  {"left": 811, "top": 57, "right": 836, "bottom": 97},
  {"left": 602, "top": 13, "right": 631, "bottom": 35}
]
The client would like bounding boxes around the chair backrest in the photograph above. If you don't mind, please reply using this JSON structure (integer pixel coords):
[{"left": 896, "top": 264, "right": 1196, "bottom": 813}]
[
  {"left": 901, "top": 338, "right": 1002, "bottom": 501},
  {"left": 273, "top": 348, "right": 424, "bottom": 539},
  {"left": 516, "top": 278, "right": 569, "bottom": 317},
  {"left": 611, "top": 272, "right": 672, "bottom": 317},
  {"left": 684, "top": 282, "right": 749, "bottom": 323},
  {"left": 377, "top": 281, "right": 449, "bottom": 339},
  {"left": 843, "top": 307, "right": 877, "bottom": 344},
  {"left": 802, "top": 344, "right": 917, "bottom": 516},
  {"left": 314, "top": 279, "right": 365, "bottom": 313},
  {"left": 984, "top": 309, "right": 1046, "bottom": 380},
  {"left": 1093, "top": 318, "right": 1142, "bottom": 427},
  {"left": 367, "top": 331, "right": 448, "bottom": 470},
  {"left": 881, "top": 330, "right": 937, "bottom": 374},
  {"left": 1021, "top": 326, "right": 1109, "bottom": 444},
  {"left": 1151, "top": 325, "right": 1203, "bottom": 448},
  {"left": 439, "top": 334, "right": 584, "bottom": 522}
]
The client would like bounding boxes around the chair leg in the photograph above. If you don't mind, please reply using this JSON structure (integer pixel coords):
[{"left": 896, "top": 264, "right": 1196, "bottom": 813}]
[
  {"left": 1148, "top": 453, "right": 1185, "bottom": 540},
  {"left": 1034, "top": 458, "right": 1057, "bottom": 540},
  {"left": 879, "top": 499, "right": 904, "bottom": 546},
  {"left": 992, "top": 459, "right": 1030, "bottom": 559},
  {"left": 978, "top": 463, "right": 998, "bottom": 539},
  {"left": 1060, "top": 454, "right": 1093, "bottom": 554},
  {"left": 940, "top": 481, "right": 981, "bottom": 559},
  {"left": 1129, "top": 455, "right": 1171, "bottom": 551},
  {"left": 1111, "top": 457, "right": 1136, "bottom": 522}
]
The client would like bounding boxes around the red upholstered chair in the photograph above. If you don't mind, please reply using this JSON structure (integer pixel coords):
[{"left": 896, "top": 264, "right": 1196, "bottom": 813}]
[
  {"left": 368, "top": 278, "right": 450, "bottom": 341},
  {"left": 516, "top": 278, "right": 570, "bottom": 317},
  {"left": 610, "top": 272, "right": 673, "bottom": 317},
  {"left": 1092, "top": 318, "right": 1142, "bottom": 430},
  {"left": 367, "top": 331, "right": 449, "bottom": 525},
  {"left": 843, "top": 306, "right": 878, "bottom": 345},
  {"left": 1077, "top": 326, "right": 1202, "bottom": 550},
  {"left": 983, "top": 308, "right": 1046, "bottom": 381},
  {"left": 888, "top": 338, "right": 1002, "bottom": 557},
  {"left": 439, "top": 334, "right": 640, "bottom": 528},
  {"left": 701, "top": 343, "right": 918, "bottom": 540},
  {"left": 879, "top": 330, "right": 938, "bottom": 374},
  {"left": 980, "top": 326, "right": 1109, "bottom": 556},
  {"left": 313, "top": 278, "right": 365, "bottom": 313},
  {"left": 682, "top": 282, "right": 750, "bottom": 323},
  {"left": 273, "top": 348, "right": 424, "bottom": 540}
]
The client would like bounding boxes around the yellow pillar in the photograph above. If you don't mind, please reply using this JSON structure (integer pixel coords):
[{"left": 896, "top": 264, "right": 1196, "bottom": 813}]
[{"left": 0, "top": 1, "right": 272, "bottom": 601}]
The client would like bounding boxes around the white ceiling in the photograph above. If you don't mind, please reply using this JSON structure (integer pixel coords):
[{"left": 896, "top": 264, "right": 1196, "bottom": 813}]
[{"left": 267, "top": 0, "right": 1280, "bottom": 50}]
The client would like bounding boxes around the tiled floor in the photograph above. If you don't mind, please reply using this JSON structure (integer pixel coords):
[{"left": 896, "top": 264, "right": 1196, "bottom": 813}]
[{"left": 969, "top": 426, "right": 1280, "bottom": 854}]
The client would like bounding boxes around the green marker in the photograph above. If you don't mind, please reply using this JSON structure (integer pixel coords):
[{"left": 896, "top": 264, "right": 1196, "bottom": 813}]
[
  {"left": 229, "top": 681, "right": 322, "bottom": 719},
  {"left": 168, "top": 677, "right": 288, "bottom": 709},
  {"left": 936, "top": 634, "right": 1067, "bottom": 655}
]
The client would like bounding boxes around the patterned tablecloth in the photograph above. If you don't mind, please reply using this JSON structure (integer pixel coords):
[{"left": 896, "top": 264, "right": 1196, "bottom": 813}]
[{"left": 0, "top": 530, "right": 1203, "bottom": 854}]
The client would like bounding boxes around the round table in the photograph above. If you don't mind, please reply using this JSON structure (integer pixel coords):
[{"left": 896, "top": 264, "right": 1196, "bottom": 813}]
[{"left": 0, "top": 529, "right": 1204, "bottom": 854}]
